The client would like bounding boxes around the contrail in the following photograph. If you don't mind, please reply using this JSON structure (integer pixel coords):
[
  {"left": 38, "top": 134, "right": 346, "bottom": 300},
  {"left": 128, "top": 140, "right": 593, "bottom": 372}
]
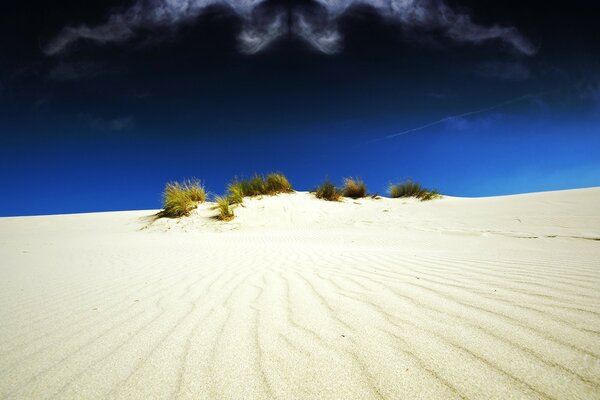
[{"left": 370, "top": 91, "right": 547, "bottom": 143}]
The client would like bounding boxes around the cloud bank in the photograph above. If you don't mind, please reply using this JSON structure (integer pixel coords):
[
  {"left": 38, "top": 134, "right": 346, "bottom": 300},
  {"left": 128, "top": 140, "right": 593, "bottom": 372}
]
[
  {"left": 44, "top": 0, "right": 536, "bottom": 56},
  {"left": 44, "top": 0, "right": 270, "bottom": 55}
]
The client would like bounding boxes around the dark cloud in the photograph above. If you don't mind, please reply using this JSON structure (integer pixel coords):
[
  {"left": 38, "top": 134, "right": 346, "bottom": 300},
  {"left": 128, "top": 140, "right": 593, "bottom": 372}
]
[
  {"left": 238, "top": 9, "right": 287, "bottom": 53},
  {"left": 310, "top": 0, "right": 536, "bottom": 55},
  {"left": 291, "top": 8, "right": 341, "bottom": 54},
  {"left": 44, "top": 0, "right": 535, "bottom": 56},
  {"left": 44, "top": 0, "right": 269, "bottom": 55}
]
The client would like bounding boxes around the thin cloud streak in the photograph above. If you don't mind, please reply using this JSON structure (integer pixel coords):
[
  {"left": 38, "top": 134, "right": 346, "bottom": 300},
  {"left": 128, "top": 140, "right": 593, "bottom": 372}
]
[{"left": 371, "top": 92, "right": 550, "bottom": 143}]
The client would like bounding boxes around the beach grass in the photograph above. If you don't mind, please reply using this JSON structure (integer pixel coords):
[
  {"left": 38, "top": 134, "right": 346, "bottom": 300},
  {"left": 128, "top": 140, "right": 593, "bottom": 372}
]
[
  {"left": 226, "top": 183, "right": 245, "bottom": 205},
  {"left": 265, "top": 172, "right": 294, "bottom": 195},
  {"left": 228, "top": 172, "right": 293, "bottom": 202},
  {"left": 314, "top": 179, "right": 343, "bottom": 201},
  {"left": 214, "top": 196, "right": 235, "bottom": 221},
  {"left": 342, "top": 177, "right": 368, "bottom": 199},
  {"left": 159, "top": 179, "right": 206, "bottom": 218},
  {"left": 389, "top": 180, "right": 440, "bottom": 201}
]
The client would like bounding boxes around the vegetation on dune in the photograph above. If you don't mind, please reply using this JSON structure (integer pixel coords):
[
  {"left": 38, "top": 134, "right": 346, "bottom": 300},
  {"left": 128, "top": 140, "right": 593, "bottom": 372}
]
[
  {"left": 418, "top": 190, "right": 441, "bottom": 201},
  {"left": 227, "top": 172, "right": 294, "bottom": 201},
  {"left": 265, "top": 172, "right": 293, "bottom": 194},
  {"left": 226, "top": 177, "right": 261, "bottom": 204},
  {"left": 243, "top": 174, "right": 267, "bottom": 196},
  {"left": 214, "top": 196, "right": 235, "bottom": 221},
  {"left": 159, "top": 179, "right": 206, "bottom": 218},
  {"left": 184, "top": 178, "right": 207, "bottom": 203},
  {"left": 314, "top": 179, "right": 343, "bottom": 201},
  {"left": 218, "top": 172, "right": 294, "bottom": 221},
  {"left": 342, "top": 177, "right": 368, "bottom": 199},
  {"left": 226, "top": 183, "right": 245, "bottom": 205},
  {"left": 158, "top": 174, "right": 441, "bottom": 220},
  {"left": 388, "top": 180, "right": 441, "bottom": 201}
]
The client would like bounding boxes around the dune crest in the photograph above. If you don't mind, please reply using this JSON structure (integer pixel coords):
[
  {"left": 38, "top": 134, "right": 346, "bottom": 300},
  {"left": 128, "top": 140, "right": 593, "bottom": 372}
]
[{"left": 1, "top": 188, "right": 599, "bottom": 399}]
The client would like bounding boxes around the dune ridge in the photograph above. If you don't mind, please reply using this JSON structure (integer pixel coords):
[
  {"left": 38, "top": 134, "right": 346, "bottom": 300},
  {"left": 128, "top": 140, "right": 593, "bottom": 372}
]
[{"left": 1, "top": 188, "right": 599, "bottom": 399}]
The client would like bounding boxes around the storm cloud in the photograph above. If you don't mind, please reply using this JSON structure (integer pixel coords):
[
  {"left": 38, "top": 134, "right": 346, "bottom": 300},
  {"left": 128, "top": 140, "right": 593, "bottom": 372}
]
[{"left": 44, "top": 0, "right": 536, "bottom": 56}]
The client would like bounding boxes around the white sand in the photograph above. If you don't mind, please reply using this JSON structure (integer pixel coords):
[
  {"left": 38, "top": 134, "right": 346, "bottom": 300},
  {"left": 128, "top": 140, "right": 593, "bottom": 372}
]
[{"left": 1, "top": 188, "right": 599, "bottom": 399}]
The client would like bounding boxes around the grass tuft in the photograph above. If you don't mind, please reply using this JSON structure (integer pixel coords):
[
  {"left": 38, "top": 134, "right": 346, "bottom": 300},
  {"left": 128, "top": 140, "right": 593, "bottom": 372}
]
[
  {"left": 246, "top": 174, "right": 267, "bottom": 196},
  {"left": 229, "top": 174, "right": 265, "bottom": 198},
  {"left": 418, "top": 189, "right": 441, "bottom": 201},
  {"left": 214, "top": 196, "right": 235, "bottom": 221},
  {"left": 226, "top": 183, "right": 245, "bottom": 205},
  {"left": 342, "top": 177, "right": 368, "bottom": 199},
  {"left": 314, "top": 179, "right": 342, "bottom": 201},
  {"left": 265, "top": 172, "right": 294, "bottom": 194},
  {"left": 388, "top": 180, "right": 441, "bottom": 201},
  {"left": 184, "top": 178, "right": 207, "bottom": 202},
  {"left": 227, "top": 172, "right": 293, "bottom": 201},
  {"left": 159, "top": 179, "right": 206, "bottom": 218}
]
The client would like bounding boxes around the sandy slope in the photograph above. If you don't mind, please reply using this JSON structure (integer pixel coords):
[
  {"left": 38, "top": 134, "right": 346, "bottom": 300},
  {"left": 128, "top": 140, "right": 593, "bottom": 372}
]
[{"left": 0, "top": 188, "right": 599, "bottom": 400}]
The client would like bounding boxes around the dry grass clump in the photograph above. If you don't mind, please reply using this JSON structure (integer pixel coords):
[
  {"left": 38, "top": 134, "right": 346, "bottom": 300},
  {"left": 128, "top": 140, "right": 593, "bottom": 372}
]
[
  {"left": 342, "top": 177, "right": 368, "bottom": 199},
  {"left": 388, "top": 180, "right": 441, "bottom": 201},
  {"left": 314, "top": 179, "right": 342, "bottom": 201},
  {"left": 159, "top": 179, "right": 206, "bottom": 218},
  {"left": 214, "top": 196, "right": 235, "bottom": 221}
]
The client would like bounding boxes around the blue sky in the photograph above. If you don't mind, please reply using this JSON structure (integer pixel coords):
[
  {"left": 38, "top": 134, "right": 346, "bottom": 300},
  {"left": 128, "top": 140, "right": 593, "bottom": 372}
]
[
  {"left": 2, "top": 97, "right": 599, "bottom": 216},
  {"left": 1, "top": 0, "right": 599, "bottom": 216}
]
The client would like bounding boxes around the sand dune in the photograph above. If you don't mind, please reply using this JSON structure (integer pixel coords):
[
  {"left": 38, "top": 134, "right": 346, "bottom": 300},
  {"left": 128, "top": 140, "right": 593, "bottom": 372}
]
[{"left": 1, "top": 188, "right": 599, "bottom": 399}]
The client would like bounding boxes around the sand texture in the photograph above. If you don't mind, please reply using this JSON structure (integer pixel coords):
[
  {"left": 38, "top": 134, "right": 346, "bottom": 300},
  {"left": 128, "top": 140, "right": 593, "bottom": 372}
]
[{"left": 1, "top": 188, "right": 599, "bottom": 399}]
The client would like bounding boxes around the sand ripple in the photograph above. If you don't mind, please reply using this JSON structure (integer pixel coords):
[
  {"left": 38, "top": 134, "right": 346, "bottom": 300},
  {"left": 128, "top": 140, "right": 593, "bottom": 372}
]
[{"left": 1, "top": 189, "right": 599, "bottom": 399}]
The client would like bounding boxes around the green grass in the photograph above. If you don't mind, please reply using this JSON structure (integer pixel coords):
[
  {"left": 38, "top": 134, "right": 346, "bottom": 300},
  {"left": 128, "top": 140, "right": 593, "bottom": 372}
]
[
  {"left": 157, "top": 174, "right": 440, "bottom": 220},
  {"left": 227, "top": 172, "right": 293, "bottom": 202},
  {"left": 228, "top": 174, "right": 265, "bottom": 198},
  {"left": 214, "top": 196, "right": 235, "bottom": 221},
  {"left": 183, "top": 178, "right": 207, "bottom": 202},
  {"left": 265, "top": 172, "right": 293, "bottom": 194},
  {"left": 314, "top": 179, "right": 342, "bottom": 201},
  {"left": 159, "top": 179, "right": 206, "bottom": 218},
  {"left": 388, "top": 181, "right": 441, "bottom": 201},
  {"left": 244, "top": 174, "right": 267, "bottom": 196},
  {"left": 342, "top": 177, "right": 367, "bottom": 199},
  {"left": 226, "top": 183, "right": 245, "bottom": 205}
]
